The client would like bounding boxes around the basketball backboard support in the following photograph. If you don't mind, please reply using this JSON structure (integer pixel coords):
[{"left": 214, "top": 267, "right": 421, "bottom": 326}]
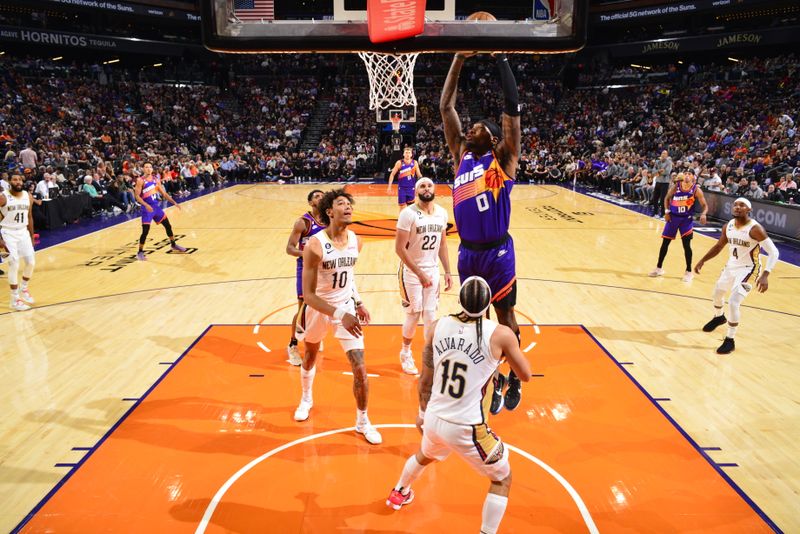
[{"left": 201, "top": 0, "right": 587, "bottom": 54}]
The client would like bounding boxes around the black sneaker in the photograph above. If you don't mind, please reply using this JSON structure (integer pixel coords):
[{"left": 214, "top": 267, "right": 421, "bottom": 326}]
[
  {"left": 716, "top": 337, "right": 735, "bottom": 354},
  {"left": 702, "top": 315, "right": 727, "bottom": 332},
  {"left": 504, "top": 372, "right": 522, "bottom": 411},
  {"left": 490, "top": 373, "right": 506, "bottom": 415}
]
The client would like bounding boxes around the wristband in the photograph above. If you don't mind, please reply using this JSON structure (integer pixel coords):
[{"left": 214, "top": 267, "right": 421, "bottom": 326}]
[{"left": 333, "top": 306, "right": 347, "bottom": 321}]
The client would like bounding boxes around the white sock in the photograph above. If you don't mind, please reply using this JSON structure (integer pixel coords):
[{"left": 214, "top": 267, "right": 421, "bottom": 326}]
[
  {"left": 21, "top": 280, "right": 28, "bottom": 291},
  {"left": 356, "top": 409, "right": 369, "bottom": 426},
  {"left": 394, "top": 455, "right": 426, "bottom": 494},
  {"left": 11, "top": 288, "right": 19, "bottom": 298},
  {"left": 714, "top": 306, "right": 724, "bottom": 318},
  {"left": 480, "top": 493, "right": 509, "bottom": 534},
  {"left": 402, "top": 341, "right": 412, "bottom": 350},
  {"left": 726, "top": 326, "right": 737, "bottom": 339},
  {"left": 300, "top": 365, "right": 316, "bottom": 402}
]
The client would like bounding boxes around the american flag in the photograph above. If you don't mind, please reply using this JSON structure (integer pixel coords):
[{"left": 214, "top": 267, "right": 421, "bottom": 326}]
[{"left": 234, "top": 0, "right": 274, "bottom": 21}]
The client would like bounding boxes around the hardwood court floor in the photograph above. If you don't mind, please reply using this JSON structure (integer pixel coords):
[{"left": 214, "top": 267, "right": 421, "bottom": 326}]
[{"left": 1, "top": 184, "right": 797, "bottom": 532}]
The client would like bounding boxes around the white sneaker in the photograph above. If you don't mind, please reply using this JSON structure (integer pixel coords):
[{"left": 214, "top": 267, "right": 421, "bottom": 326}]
[
  {"left": 400, "top": 348, "right": 418, "bottom": 375},
  {"left": 287, "top": 344, "right": 302, "bottom": 366},
  {"left": 10, "top": 297, "right": 30, "bottom": 311},
  {"left": 356, "top": 422, "right": 383, "bottom": 444},
  {"left": 294, "top": 399, "right": 313, "bottom": 421},
  {"left": 19, "top": 288, "right": 34, "bottom": 304},
  {"left": 682, "top": 271, "right": 694, "bottom": 283},
  {"left": 648, "top": 267, "right": 665, "bottom": 277}
]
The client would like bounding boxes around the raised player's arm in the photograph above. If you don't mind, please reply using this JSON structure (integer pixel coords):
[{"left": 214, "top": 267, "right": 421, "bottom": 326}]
[
  {"left": 440, "top": 55, "right": 468, "bottom": 162},
  {"left": 694, "top": 223, "right": 729, "bottom": 274},
  {"left": 750, "top": 223, "right": 779, "bottom": 292},
  {"left": 386, "top": 160, "right": 402, "bottom": 189},
  {"left": 695, "top": 187, "right": 708, "bottom": 225},
  {"left": 490, "top": 325, "right": 531, "bottom": 383},
  {"left": 494, "top": 54, "right": 521, "bottom": 178},
  {"left": 285, "top": 217, "right": 307, "bottom": 258}
]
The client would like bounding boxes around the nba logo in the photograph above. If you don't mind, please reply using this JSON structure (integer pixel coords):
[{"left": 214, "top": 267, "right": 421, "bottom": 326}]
[{"left": 533, "top": 0, "right": 555, "bottom": 20}]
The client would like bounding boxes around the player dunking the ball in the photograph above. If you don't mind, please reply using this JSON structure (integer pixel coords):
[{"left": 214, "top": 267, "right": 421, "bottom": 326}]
[
  {"left": 285, "top": 189, "right": 325, "bottom": 365},
  {"left": 385, "top": 276, "right": 531, "bottom": 534},
  {"left": 134, "top": 162, "right": 187, "bottom": 260},
  {"left": 440, "top": 50, "right": 524, "bottom": 413},
  {"left": 387, "top": 147, "right": 423, "bottom": 209},
  {"left": 293, "top": 188, "right": 382, "bottom": 444},
  {"left": 395, "top": 177, "right": 452, "bottom": 374}
]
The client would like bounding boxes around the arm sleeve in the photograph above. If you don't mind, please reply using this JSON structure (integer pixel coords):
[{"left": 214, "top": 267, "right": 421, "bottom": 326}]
[
  {"left": 495, "top": 54, "right": 520, "bottom": 117},
  {"left": 759, "top": 237, "right": 779, "bottom": 272}
]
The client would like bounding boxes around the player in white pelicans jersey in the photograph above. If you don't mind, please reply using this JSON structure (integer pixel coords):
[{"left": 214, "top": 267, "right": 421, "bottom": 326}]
[
  {"left": 395, "top": 177, "right": 452, "bottom": 374},
  {"left": 293, "top": 189, "right": 382, "bottom": 445},
  {"left": 694, "top": 197, "right": 779, "bottom": 354},
  {"left": 385, "top": 277, "right": 531, "bottom": 534},
  {"left": 0, "top": 174, "right": 36, "bottom": 311}
]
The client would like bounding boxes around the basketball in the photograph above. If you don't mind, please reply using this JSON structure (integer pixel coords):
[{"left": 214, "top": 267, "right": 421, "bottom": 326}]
[{"left": 467, "top": 11, "right": 496, "bottom": 21}]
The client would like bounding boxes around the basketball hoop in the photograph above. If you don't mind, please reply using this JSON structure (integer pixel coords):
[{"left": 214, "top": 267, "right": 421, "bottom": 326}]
[
  {"left": 358, "top": 52, "right": 419, "bottom": 112},
  {"left": 390, "top": 114, "right": 402, "bottom": 132}
]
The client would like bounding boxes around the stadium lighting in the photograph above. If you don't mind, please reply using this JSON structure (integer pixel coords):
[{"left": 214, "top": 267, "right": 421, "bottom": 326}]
[
  {"left": 631, "top": 64, "right": 651, "bottom": 70},
  {"left": 0, "top": 51, "right": 4, "bottom": 56},
  {"left": 678, "top": 60, "right": 684, "bottom": 64},
  {"left": 728, "top": 57, "right": 740, "bottom": 63},
  {"left": 52, "top": 56, "right": 63, "bottom": 61},
  {"left": 103, "top": 59, "right": 120, "bottom": 65},
  {"left": 153, "top": 63, "right": 163, "bottom": 67}
]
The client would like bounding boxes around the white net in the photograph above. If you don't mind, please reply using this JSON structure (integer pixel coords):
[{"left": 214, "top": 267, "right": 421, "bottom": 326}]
[{"left": 358, "top": 52, "right": 419, "bottom": 111}]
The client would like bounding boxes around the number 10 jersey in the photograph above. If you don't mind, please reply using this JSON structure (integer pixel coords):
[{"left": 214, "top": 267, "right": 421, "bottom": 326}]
[{"left": 312, "top": 229, "right": 358, "bottom": 305}]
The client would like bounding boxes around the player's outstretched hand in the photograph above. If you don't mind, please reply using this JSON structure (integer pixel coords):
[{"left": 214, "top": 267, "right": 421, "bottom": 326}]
[
  {"left": 756, "top": 272, "right": 769, "bottom": 293},
  {"left": 443, "top": 272, "right": 453, "bottom": 292},
  {"left": 341, "top": 313, "right": 363, "bottom": 337},
  {"left": 356, "top": 304, "right": 371, "bottom": 325},
  {"left": 694, "top": 260, "right": 704, "bottom": 275}
]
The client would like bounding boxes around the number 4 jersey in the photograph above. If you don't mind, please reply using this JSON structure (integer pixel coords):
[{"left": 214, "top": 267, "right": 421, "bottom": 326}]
[
  {"left": 427, "top": 315, "right": 500, "bottom": 425},
  {"left": 312, "top": 229, "right": 358, "bottom": 305}
]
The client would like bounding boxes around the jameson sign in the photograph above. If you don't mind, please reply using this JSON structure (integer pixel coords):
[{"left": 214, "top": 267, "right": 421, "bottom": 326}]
[
  {"left": 704, "top": 191, "right": 800, "bottom": 241},
  {"left": 40, "top": 0, "right": 199, "bottom": 21},
  {"left": 0, "top": 26, "right": 198, "bottom": 55},
  {"left": 603, "top": 26, "right": 800, "bottom": 57}
]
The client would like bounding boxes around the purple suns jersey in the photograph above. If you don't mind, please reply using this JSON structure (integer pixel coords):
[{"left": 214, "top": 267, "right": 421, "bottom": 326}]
[
  {"left": 297, "top": 212, "right": 325, "bottom": 265},
  {"left": 453, "top": 150, "right": 514, "bottom": 243},
  {"left": 140, "top": 177, "right": 161, "bottom": 207},
  {"left": 669, "top": 182, "right": 697, "bottom": 217},
  {"left": 398, "top": 160, "right": 418, "bottom": 189}
]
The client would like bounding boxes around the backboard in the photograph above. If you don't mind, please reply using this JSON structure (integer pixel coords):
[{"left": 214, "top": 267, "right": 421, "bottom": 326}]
[{"left": 201, "top": 0, "right": 587, "bottom": 54}]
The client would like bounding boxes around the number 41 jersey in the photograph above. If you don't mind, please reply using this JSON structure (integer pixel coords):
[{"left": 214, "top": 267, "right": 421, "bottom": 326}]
[
  {"left": 312, "top": 229, "right": 358, "bottom": 305},
  {"left": 427, "top": 315, "right": 500, "bottom": 425}
]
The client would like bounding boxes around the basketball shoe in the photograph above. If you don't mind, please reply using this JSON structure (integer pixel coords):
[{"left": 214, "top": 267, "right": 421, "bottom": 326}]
[
  {"left": 490, "top": 373, "right": 507, "bottom": 415},
  {"left": 355, "top": 421, "right": 382, "bottom": 444},
  {"left": 648, "top": 267, "right": 665, "bottom": 277},
  {"left": 170, "top": 243, "right": 188, "bottom": 253},
  {"left": 136, "top": 251, "right": 147, "bottom": 261},
  {"left": 400, "top": 347, "right": 418, "bottom": 375},
  {"left": 19, "top": 288, "right": 34, "bottom": 304},
  {"left": 10, "top": 296, "right": 30, "bottom": 311},
  {"left": 294, "top": 399, "right": 313, "bottom": 421},
  {"left": 702, "top": 315, "right": 727, "bottom": 332},
  {"left": 504, "top": 371, "right": 522, "bottom": 411},
  {"left": 287, "top": 344, "right": 302, "bottom": 366},
  {"left": 717, "top": 337, "right": 735, "bottom": 354},
  {"left": 386, "top": 488, "right": 414, "bottom": 510}
]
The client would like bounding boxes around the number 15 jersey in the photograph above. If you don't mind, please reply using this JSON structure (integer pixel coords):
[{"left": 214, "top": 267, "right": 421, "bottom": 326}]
[
  {"left": 312, "top": 229, "right": 358, "bottom": 305},
  {"left": 428, "top": 315, "right": 500, "bottom": 425}
]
